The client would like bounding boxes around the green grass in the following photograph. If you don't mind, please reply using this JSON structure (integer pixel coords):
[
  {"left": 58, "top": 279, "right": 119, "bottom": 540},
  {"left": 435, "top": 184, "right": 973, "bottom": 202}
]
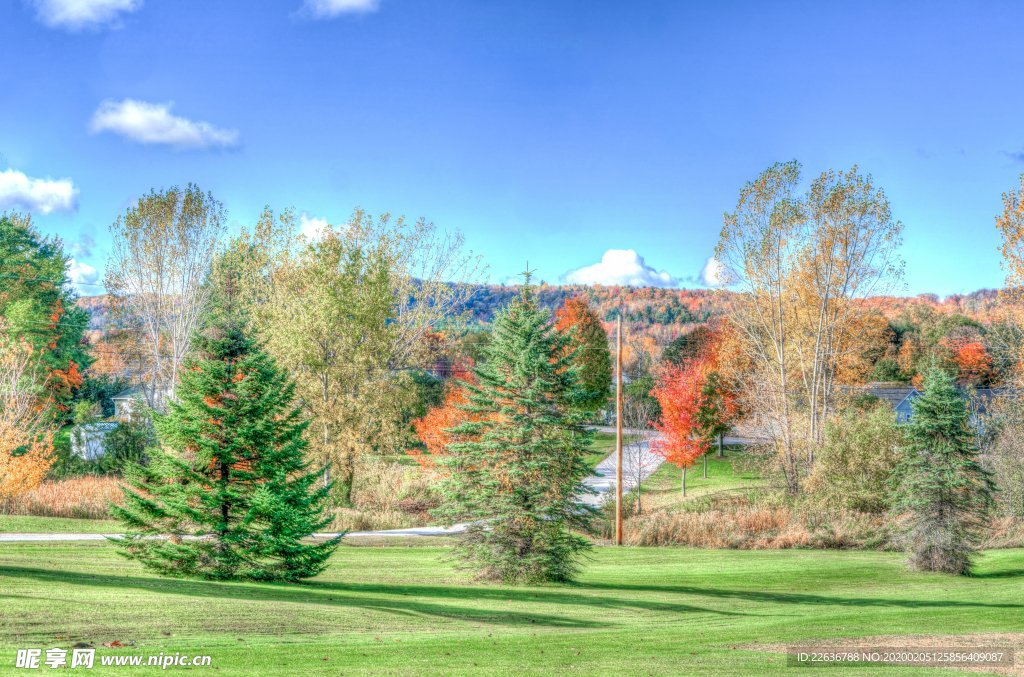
[
  {"left": 0, "top": 542, "right": 1020, "bottom": 675},
  {"left": 0, "top": 516, "right": 121, "bottom": 534},
  {"left": 584, "top": 431, "right": 616, "bottom": 468},
  {"left": 634, "top": 447, "right": 765, "bottom": 513}
]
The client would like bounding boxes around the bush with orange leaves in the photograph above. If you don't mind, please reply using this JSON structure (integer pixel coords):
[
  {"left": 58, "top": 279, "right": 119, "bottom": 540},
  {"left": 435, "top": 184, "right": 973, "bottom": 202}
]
[
  {"left": 0, "top": 337, "right": 54, "bottom": 499},
  {"left": 409, "top": 365, "right": 480, "bottom": 469}
]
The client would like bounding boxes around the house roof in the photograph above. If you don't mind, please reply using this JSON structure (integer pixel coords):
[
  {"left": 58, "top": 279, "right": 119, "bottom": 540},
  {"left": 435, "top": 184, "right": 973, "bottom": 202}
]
[
  {"left": 112, "top": 385, "right": 146, "bottom": 400},
  {"left": 844, "top": 384, "right": 920, "bottom": 409}
]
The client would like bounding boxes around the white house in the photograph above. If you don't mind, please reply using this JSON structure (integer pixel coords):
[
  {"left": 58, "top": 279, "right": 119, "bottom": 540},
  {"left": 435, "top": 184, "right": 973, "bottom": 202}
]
[{"left": 70, "top": 421, "right": 119, "bottom": 460}]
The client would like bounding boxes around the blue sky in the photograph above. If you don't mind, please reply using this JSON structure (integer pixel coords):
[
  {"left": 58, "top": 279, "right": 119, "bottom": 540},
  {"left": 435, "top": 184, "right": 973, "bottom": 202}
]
[{"left": 1, "top": 0, "right": 1023, "bottom": 296}]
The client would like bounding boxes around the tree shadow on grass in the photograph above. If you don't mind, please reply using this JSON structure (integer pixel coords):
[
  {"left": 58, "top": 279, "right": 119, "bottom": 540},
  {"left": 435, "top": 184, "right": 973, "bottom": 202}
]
[
  {"left": 570, "top": 582, "right": 1024, "bottom": 610},
  {"left": 970, "top": 569, "right": 1024, "bottom": 579},
  {"left": 0, "top": 566, "right": 603, "bottom": 629},
  {"left": 304, "top": 581, "right": 746, "bottom": 618}
]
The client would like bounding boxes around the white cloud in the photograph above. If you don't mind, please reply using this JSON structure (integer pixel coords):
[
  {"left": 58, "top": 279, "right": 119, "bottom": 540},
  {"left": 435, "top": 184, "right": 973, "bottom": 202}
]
[
  {"left": 89, "top": 99, "right": 240, "bottom": 150},
  {"left": 299, "top": 0, "right": 380, "bottom": 19},
  {"left": 0, "top": 168, "right": 78, "bottom": 215},
  {"left": 698, "top": 256, "right": 728, "bottom": 287},
  {"left": 562, "top": 249, "right": 678, "bottom": 288},
  {"left": 67, "top": 258, "right": 99, "bottom": 288},
  {"left": 28, "top": 0, "right": 142, "bottom": 31},
  {"left": 70, "top": 233, "right": 96, "bottom": 259},
  {"left": 299, "top": 212, "right": 329, "bottom": 241}
]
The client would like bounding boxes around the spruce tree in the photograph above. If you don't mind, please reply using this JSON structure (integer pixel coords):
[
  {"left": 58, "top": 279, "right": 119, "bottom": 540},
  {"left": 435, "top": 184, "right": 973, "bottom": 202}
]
[
  {"left": 437, "top": 279, "right": 594, "bottom": 583},
  {"left": 111, "top": 284, "right": 339, "bottom": 582},
  {"left": 891, "top": 368, "right": 995, "bottom": 575}
]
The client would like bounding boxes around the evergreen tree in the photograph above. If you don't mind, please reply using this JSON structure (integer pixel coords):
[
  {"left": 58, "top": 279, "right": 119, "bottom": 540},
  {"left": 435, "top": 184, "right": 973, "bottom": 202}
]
[
  {"left": 438, "top": 279, "right": 593, "bottom": 583},
  {"left": 111, "top": 280, "right": 339, "bottom": 582},
  {"left": 891, "top": 368, "right": 995, "bottom": 575}
]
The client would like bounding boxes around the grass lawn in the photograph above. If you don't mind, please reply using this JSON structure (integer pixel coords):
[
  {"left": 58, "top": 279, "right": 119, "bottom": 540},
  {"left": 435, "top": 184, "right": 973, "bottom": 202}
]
[
  {"left": 634, "top": 447, "right": 766, "bottom": 514},
  {"left": 0, "top": 542, "right": 1020, "bottom": 675},
  {"left": 584, "top": 431, "right": 616, "bottom": 468},
  {"left": 0, "top": 516, "right": 121, "bottom": 534}
]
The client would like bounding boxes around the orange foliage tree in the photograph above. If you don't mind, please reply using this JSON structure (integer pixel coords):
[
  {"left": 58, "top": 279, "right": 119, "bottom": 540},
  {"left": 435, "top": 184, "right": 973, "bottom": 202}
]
[
  {"left": 409, "top": 365, "right": 478, "bottom": 469},
  {"left": 651, "top": 360, "right": 707, "bottom": 495},
  {"left": 952, "top": 340, "right": 993, "bottom": 386},
  {"left": 652, "top": 327, "right": 738, "bottom": 493}
]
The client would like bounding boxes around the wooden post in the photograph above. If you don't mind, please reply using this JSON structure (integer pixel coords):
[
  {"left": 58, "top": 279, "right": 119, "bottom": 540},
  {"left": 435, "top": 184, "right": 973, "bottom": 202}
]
[{"left": 615, "top": 313, "right": 623, "bottom": 546}]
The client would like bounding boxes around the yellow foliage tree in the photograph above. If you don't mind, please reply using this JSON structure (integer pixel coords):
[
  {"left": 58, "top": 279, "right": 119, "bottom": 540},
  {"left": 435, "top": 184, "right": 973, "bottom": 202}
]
[{"left": 0, "top": 337, "right": 53, "bottom": 499}]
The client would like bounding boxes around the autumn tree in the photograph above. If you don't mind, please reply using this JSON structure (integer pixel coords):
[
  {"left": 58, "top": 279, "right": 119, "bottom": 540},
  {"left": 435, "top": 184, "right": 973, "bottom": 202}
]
[
  {"left": 554, "top": 297, "right": 612, "bottom": 413},
  {"left": 436, "top": 280, "right": 593, "bottom": 583},
  {"left": 227, "top": 208, "right": 482, "bottom": 505},
  {"left": 716, "top": 162, "right": 903, "bottom": 493},
  {"left": 996, "top": 173, "right": 1024, "bottom": 291},
  {"left": 0, "top": 334, "right": 53, "bottom": 498},
  {"left": 651, "top": 361, "right": 706, "bottom": 495},
  {"left": 951, "top": 340, "right": 993, "bottom": 386},
  {"left": 409, "top": 367, "right": 478, "bottom": 469},
  {"left": 105, "top": 185, "right": 225, "bottom": 412}
]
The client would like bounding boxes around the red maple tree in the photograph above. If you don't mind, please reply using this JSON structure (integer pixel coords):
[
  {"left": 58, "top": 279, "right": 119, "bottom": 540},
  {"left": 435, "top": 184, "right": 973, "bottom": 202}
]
[
  {"left": 651, "top": 361, "right": 708, "bottom": 495},
  {"left": 650, "top": 326, "right": 737, "bottom": 494}
]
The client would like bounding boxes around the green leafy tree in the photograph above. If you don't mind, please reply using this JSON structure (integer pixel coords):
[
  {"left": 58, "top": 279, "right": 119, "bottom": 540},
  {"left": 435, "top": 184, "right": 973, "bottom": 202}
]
[
  {"left": 891, "top": 369, "right": 995, "bottom": 574},
  {"left": 97, "top": 418, "right": 157, "bottom": 475},
  {"left": 554, "top": 297, "right": 612, "bottom": 413},
  {"left": 112, "top": 283, "right": 338, "bottom": 581},
  {"left": 661, "top": 326, "right": 713, "bottom": 367},
  {"left": 0, "top": 213, "right": 91, "bottom": 417},
  {"left": 694, "top": 370, "right": 736, "bottom": 463},
  {"left": 438, "top": 280, "right": 593, "bottom": 583}
]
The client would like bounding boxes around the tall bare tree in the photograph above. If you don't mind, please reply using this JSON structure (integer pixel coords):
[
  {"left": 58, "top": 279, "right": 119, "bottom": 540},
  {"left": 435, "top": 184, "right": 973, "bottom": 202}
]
[
  {"left": 716, "top": 162, "right": 902, "bottom": 493},
  {"left": 105, "top": 185, "right": 225, "bottom": 412}
]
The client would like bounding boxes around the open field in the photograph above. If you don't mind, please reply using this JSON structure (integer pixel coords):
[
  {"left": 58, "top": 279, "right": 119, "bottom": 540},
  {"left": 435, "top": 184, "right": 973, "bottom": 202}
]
[{"left": 0, "top": 542, "right": 1021, "bottom": 675}]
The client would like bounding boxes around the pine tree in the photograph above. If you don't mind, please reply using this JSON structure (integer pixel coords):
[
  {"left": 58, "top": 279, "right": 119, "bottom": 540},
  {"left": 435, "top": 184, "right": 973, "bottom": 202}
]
[
  {"left": 111, "top": 281, "right": 339, "bottom": 582},
  {"left": 891, "top": 368, "right": 995, "bottom": 575},
  {"left": 437, "top": 279, "right": 594, "bottom": 583}
]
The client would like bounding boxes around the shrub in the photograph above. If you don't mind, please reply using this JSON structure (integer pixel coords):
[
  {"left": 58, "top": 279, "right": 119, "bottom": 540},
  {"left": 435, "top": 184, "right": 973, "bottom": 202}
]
[
  {"left": 95, "top": 419, "right": 156, "bottom": 475},
  {"left": 805, "top": 404, "right": 905, "bottom": 513}
]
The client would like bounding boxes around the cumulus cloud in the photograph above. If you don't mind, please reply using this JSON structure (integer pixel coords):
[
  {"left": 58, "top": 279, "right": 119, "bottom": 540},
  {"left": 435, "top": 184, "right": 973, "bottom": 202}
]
[
  {"left": 299, "top": 212, "right": 329, "bottom": 241},
  {"left": 28, "top": 0, "right": 142, "bottom": 31},
  {"left": 299, "top": 0, "right": 380, "bottom": 19},
  {"left": 89, "top": 99, "right": 240, "bottom": 150},
  {"left": 67, "top": 259, "right": 99, "bottom": 289},
  {"left": 698, "top": 256, "right": 729, "bottom": 287},
  {"left": 562, "top": 249, "right": 678, "bottom": 288},
  {"left": 0, "top": 168, "right": 78, "bottom": 215}
]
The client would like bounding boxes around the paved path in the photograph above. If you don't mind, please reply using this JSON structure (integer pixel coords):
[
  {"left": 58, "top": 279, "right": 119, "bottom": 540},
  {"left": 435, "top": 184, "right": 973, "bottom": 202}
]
[
  {"left": 579, "top": 436, "right": 664, "bottom": 508},
  {"left": 0, "top": 430, "right": 668, "bottom": 543}
]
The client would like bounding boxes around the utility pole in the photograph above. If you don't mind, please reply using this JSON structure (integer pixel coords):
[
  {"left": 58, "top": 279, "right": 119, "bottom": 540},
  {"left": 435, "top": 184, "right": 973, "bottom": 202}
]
[{"left": 615, "top": 313, "right": 623, "bottom": 546}]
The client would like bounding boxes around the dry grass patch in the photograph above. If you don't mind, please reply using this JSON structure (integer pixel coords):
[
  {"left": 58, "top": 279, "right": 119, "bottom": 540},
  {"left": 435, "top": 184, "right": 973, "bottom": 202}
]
[{"left": 0, "top": 476, "right": 122, "bottom": 519}]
